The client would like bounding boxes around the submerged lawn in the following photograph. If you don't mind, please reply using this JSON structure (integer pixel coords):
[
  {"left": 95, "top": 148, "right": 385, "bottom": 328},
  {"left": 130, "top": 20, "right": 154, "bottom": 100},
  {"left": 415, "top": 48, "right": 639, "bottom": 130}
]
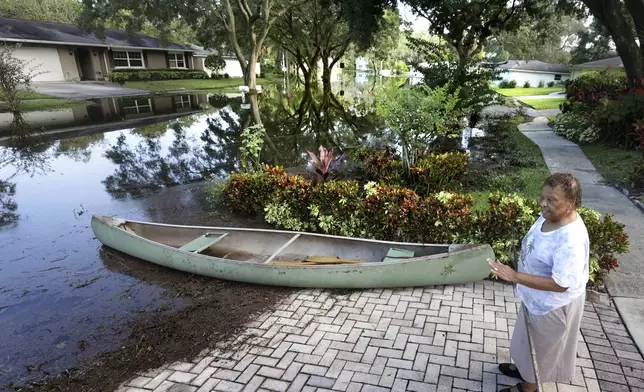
[
  {"left": 123, "top": 77, "right": 277, "bottom": 93},
  {"left": 0, "top": 89, "right": 91, "bottom": 111},
  {"left": 580, "top": 144, "right": 641, "bottom": 189},
  {"left": 467, "top": 118, "right": 551, "bottom": 210},
  {"left": 493, "top": 87, "right": 563, "bottom": 97},
  {"left": 520, "top": 97, "right": 565, "bottom": 110},
  {"left": 0, "top": 90, "right": 56, "bottom": 100}
]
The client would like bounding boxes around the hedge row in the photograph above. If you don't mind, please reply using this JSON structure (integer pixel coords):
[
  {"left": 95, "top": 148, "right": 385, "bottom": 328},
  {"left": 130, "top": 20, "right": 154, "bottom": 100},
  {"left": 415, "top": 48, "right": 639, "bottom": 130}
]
[
  {"left": 211, "top": 167, "right": 630, "bottom": 286},
  {"left": 108, "top": 68, "right": 209, "bottom": 84}
]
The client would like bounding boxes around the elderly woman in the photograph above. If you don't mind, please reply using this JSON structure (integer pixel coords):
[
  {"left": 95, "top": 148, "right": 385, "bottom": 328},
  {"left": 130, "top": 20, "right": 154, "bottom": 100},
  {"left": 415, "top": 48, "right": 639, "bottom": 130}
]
[{"left": 487, "top": 173, "right": 590, "bottom": 392}]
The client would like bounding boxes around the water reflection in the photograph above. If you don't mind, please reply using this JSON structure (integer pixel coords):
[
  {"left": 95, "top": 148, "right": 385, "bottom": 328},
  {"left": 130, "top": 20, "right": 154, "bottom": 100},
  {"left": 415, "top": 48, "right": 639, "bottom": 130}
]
[
  {"left": 0, "top": 93, "right": 208, "bottom": 136},
  {"left": 97, "top": 85, "right": 382, "bottom": 200}
]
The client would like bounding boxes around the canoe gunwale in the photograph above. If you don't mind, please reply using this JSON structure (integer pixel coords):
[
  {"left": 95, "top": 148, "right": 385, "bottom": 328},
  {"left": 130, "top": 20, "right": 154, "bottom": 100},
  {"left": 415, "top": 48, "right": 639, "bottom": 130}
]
[{"left": 92, "top": 214, "right": 490, "bottom": 268}]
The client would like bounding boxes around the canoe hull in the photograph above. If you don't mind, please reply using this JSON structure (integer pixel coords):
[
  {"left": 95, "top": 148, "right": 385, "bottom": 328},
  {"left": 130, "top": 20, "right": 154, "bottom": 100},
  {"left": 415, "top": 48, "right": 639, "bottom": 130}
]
[{"left": 91, "top": 215, "right": 495, "bottom": 289}]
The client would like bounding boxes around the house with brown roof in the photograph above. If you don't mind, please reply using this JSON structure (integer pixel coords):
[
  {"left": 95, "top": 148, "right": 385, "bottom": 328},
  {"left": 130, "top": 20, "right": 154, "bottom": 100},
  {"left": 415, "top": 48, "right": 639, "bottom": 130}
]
[
  {"left": 496, "top": 60, "right": 571, "bottom": 86},
  {"left": 0, "top": 16, "right": 197, "bottom": 82}
]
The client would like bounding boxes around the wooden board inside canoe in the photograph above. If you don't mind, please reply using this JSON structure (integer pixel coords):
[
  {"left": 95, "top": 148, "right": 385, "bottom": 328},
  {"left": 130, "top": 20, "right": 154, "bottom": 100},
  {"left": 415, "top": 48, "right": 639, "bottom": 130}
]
[{"left": 269, "top": 256, "right": 364, "bottom": 266}]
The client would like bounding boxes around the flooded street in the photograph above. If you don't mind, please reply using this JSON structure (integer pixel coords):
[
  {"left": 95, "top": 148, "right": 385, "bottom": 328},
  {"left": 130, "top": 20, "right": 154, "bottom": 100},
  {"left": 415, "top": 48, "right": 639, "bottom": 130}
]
[
  {"left": 0, "top": 113, "right": 237, "bottom": 387},
  {"left": 0, "top": 78, "right": 385, "bottom": 389}
]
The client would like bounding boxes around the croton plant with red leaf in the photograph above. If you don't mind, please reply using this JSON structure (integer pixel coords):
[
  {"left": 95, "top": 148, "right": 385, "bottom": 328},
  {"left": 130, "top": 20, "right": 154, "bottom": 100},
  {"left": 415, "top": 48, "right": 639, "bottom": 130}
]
[{"left": 306, "top": 145, "right": 346, "bottom": 183}]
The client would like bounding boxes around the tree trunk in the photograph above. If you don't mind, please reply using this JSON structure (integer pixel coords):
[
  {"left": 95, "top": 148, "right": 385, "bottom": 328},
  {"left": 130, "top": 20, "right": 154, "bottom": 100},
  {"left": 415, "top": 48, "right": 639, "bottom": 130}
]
[
  {"left": 246, "top": 48, "right": 259, "bottom": 91},
  {"left": 322, "top": 57, "right": 332, "bottom": 98},
  {"left": 583, "top": 0, "right": 644, "bottom": 85},
  {"left": 624, "top": 0, "right": 644, "bottom": 59}
]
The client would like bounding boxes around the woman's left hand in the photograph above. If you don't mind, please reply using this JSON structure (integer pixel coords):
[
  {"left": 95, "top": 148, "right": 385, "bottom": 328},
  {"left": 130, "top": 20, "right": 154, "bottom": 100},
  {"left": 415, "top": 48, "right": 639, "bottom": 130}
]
[{"left": 487, "top": 258, "right": 518, "bottom": 283}]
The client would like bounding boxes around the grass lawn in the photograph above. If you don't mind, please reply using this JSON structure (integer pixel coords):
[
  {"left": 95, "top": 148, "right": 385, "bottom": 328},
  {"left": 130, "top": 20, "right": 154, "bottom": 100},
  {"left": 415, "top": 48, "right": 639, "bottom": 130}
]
[
  {"left": 494, "top": 87, "right": 564, "bottom": 97},
  {"left": 467, "top": 121, "right": 551, "bottom": 211},
  {"left": 15, "top": 99, "right": 92, "bottom": 111},
  {"left": 123, "top": 77, "right": 277, "bottom": 93},
  {"left": 1, "top": 89, "right": 91, "bottom": 111},
  {"left": 1, "top": 89, "right": 57, "bottom": 101},
  {"left": 580, "top": 144, "right": 641, "bottom": 188},
  {"left": 520, "top": 97, "right": 565, "bottom": 110}
]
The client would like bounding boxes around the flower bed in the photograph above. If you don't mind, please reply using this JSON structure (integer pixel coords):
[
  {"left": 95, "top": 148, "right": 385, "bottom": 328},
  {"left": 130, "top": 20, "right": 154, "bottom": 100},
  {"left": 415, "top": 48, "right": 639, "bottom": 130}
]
[{"left": 212, "top": 166, "right": 629, "bottom": 285}]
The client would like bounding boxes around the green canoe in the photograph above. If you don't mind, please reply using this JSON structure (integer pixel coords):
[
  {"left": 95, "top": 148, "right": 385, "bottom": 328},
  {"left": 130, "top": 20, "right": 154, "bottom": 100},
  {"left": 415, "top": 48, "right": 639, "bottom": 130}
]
[{"left": 91, "top": 214, "right": 495, "bottom": 289}]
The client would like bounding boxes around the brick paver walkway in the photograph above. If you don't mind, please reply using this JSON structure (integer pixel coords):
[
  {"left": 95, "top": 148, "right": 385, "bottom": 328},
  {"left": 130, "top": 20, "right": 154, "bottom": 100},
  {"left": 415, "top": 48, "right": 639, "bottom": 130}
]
[{"left": 118, "top": 281, "right": 644, "bottom": 392}]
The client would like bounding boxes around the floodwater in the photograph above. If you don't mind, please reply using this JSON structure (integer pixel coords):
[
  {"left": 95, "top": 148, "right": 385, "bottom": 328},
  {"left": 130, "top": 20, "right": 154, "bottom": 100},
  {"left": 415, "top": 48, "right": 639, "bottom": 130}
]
[
  {"left": 0, "top": 93, "right": 208, "bottom": 135},
  {"left": 0, "top": 80, "right": 384, "bottom": 388}
]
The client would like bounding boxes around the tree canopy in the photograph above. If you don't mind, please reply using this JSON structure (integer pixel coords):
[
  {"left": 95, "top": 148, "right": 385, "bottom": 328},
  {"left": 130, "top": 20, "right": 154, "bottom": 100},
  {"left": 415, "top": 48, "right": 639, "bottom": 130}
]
[
  {"left": 570, "top": 19, "right": 616, "bottom": 65},
  {"left": 580, "top": 0, "right": 644, "bottom": 83},
  {"left": 486, "top": 15, "right": 585, "bottom": 64},
  {"left": 0, "top": 0, "right": 82, "bottom": 24}
]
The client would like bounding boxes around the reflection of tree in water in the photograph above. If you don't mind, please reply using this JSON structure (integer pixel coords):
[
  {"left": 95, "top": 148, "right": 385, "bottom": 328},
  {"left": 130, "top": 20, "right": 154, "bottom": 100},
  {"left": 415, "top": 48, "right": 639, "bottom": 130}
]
[
  {"left": 54, "top": 133, "right": 105, "bottom": 163},
  {"left": 258, "top": 85, "right": 380, "bottom": 168},
  {"left": 0, "top": 142, "right": 53, "bottom": 226},
  {"left": 0, "top": 179, "right": 17, "bottom": 225},
  {"left": 100, "top": 86, "right": 380, "bottom": 198},
  {"left": 133, "top": 115, "right": 200, "bottom": 139}
]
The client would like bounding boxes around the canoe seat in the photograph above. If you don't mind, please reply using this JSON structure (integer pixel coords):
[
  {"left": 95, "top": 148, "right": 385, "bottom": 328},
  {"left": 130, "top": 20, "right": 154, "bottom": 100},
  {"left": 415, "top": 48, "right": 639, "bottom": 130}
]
[
  {"left": 179, "top": 233, "right": 228, "bottom": 253},
  {"left": 382, "top": 248, "right": 415, "bottom": 262}
]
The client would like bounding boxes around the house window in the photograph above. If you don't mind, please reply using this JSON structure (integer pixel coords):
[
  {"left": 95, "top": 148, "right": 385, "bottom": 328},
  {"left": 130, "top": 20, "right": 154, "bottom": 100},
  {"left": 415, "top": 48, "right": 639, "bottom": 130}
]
[
  {"left": 168, "top": 52, "right": 186, "bottom": 68},
  {"left": 173, "top": 95, "right": 192, "bottom": 108},
  {"left": 122, "top": 98, "right": 152, "bottom": 115},
  {"left": 554, "top": 74, "right": 562, "bottom": 81},
  {"left": 113, "top": 51, "right": 144, "bottom": 68}
]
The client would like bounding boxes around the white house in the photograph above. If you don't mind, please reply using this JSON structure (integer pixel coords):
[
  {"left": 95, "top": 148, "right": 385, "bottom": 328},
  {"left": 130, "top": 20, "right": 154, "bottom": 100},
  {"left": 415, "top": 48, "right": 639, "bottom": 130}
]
[
  {"left": 496, "top": 60, "right": 571, "bottom": 86},
  {"left": 0, "top": 16, "right": 197, "bottom": 82},
  {"left": 355, "top": 57, "right": 369, "bottom": 72},
  {"left": 569, "top": 56, "right": 624, "bottom": 79},
  {"left": 190, "top": 45, "right": 261, "bottom": 79}
]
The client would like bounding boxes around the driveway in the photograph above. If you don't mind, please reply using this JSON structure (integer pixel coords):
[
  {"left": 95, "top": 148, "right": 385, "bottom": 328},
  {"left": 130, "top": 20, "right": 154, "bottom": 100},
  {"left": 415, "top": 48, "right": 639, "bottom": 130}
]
[
  {"left": 31, "top": 82, "right": 150, "bottom": 100},
  {"left": 515, "top": 92, "right": 566, "bottom": 100}
]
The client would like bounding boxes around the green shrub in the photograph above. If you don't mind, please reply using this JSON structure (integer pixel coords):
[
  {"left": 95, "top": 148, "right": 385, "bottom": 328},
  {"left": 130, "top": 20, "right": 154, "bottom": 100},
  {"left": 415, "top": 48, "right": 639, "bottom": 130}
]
[
  {"left": 309, "top": 181, "right": 366, "bottom": 237},
  {"left": 410, "top": 151, "right": 469, "bottom": 193},
  {"left": 565, "top": 71, "right": 626, "bottom": 109},
  {"left": 499, "top": 80, "right": 518, "bottom": 88},
  {"left": 216, "top": 171, "right": 629, "bottom": 285},
  {"left": 222, "top": 171, "right": 275, "bottom": 215},
  {"left": 578, "top": 207, "right": 629, "bottom": 283},
  {"left": 108, "top": 68, "right": 209, "bottom": 84},
  {"left": 592, "top": 88, "right": 644, "bottom": 147},
  {"left": 538, "top": 81, "right": 545, "bottom": 88},
  {"left": 353, "top": 146, "right": 404, "bottom": 185},
  {"left": 547, "top": 81, "right": 555, "bottom": 88},
  {"left": 552, "top": 111, "right": 600, "bottom": 143},
  {"left": 471, "top": 192, "right": 540, "bottom": 264},
  {"left": 523, "top": 81, "right": 531, "bottom": 88},
  {"left": 376, "top": 84, "right": 464, "bottom": 170},
  {"left": 204, "top": 54, "right": 226, "bottom": 75}
]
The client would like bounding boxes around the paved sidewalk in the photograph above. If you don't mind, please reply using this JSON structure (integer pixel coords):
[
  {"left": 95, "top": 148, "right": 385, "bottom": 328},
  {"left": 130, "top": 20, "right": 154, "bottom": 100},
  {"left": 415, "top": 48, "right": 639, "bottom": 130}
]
[
  {"left": 117, "top": 281, "right": 644, "bottom": 392},
  {"left": 519, "top": 118, "right": 644, "bottom": 353}
]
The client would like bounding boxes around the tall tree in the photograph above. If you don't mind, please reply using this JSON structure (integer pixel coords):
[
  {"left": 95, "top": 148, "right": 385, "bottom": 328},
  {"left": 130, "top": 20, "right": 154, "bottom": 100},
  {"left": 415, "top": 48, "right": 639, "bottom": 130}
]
[
  {"left": 80, "top": 0, "right": 305, "bottom": 91},
  {"left": 570, "top": 19, "right": 616, "bottom": 65},
  {"left": 404, "top": 0, "right": 581, "bottom": 66},
  {"left": 580, "top": 0, "right": 644, "bottom": 84},
  {"left": 486, "top": 15, "right": 585, "bottom": 64},
  {"left": 272, "top": 1, "right": 396, "bottom": 96},
  {"left": 363, "top": 9, "right": 402, "bottom": 75},
  {"left": 0, "top": 0, "right": 82, "bottom": 24}
]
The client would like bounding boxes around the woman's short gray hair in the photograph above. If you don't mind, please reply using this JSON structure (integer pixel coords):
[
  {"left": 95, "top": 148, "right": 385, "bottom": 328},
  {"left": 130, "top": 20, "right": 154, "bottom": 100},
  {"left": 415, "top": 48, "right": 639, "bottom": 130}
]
[{"left": 543, "top": 173, "right": 582, "bottom": 208}]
